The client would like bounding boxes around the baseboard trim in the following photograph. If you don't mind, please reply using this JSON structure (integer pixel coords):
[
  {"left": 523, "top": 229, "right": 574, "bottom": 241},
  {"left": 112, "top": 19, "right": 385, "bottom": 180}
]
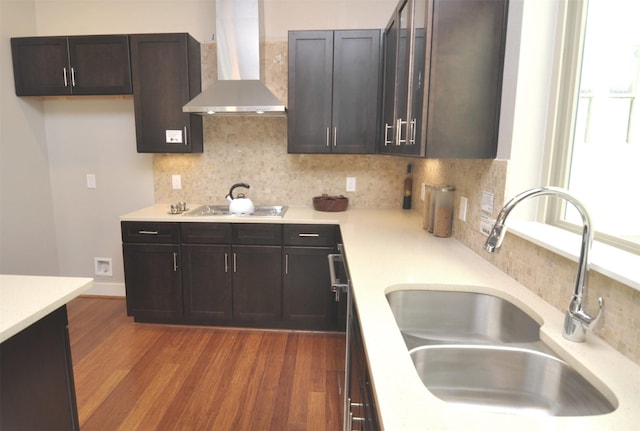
[{"left": 84, "top": 281, "right": 126, "bottom": 297}]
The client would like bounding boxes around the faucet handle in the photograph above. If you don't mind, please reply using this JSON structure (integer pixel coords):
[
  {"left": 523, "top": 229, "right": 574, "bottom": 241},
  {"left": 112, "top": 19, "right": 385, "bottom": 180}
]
[
  {"left": 581, "top": 296, "right": 604, "bottom": 330},
  {"left": 563, "top": 297, "right": 604, "bottom": 342}
]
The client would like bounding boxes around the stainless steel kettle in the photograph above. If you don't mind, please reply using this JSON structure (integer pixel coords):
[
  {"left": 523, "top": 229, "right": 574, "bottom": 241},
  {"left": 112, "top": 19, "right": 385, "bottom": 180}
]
[{"left": 226, "top": 183, "right": 255, "bottom": 215}]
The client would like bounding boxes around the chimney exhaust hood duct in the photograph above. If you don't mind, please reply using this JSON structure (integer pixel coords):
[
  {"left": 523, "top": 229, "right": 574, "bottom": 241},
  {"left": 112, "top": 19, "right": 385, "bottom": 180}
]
[{"left": 182, "top": 0, "right": 286, "bottom": 116}]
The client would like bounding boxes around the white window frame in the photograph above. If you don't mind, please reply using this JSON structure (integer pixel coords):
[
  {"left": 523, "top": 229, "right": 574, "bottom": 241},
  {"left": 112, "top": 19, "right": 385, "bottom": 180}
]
[
  {"left": 544, "top": 0, "right": 640, "bottom": 255},
  {"left": 503, "top": 0, "right": 640, "bottom": 291}
]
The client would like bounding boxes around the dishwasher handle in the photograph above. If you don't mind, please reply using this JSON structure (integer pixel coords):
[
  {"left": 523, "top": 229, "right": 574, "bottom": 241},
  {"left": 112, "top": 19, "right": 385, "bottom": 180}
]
[{"left": 328, "top": 253, "right": 349, "bottom": 301}]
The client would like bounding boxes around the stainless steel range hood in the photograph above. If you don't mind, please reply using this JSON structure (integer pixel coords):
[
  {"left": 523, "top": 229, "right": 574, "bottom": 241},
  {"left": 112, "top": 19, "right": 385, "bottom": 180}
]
[{"left": 182, "top": 0, "right": 286, "bottom": 116}]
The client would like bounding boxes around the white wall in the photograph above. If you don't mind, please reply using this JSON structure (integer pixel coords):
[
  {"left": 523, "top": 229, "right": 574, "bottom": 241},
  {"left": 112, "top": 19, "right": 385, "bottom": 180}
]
[{"left": 1, "top": 0, "right": 59, "bottom": 275}]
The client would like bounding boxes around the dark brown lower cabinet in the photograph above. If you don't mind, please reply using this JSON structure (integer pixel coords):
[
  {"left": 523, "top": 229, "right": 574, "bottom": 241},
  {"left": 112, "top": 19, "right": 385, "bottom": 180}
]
[
  {"left": 232, "top": 245, "right": 282, "bottom": 326},
  {"left": 347, "top": 302, "right": 380, "bottom": 431},
  {"left": 182, "top": 244, "right": 232, "bottom": 323},
  {"left": 122, "top": 243, "right": 183, "bottom": 323},
  {"left": 0, "top": 306, "right": 79, "bottom": 431},
  {"left": 121, "top": 221, "right": 344, "bottom": 331},
  {"left": 283, "top": 246, "right": 338, "bottom": 330}
]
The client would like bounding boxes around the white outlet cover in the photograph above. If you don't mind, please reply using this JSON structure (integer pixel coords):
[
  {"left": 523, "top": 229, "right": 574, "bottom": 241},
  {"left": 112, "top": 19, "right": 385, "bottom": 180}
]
[
  {"left": 94, "top": 257, "right": 112, "bottom": 276},
  {"left": 459, "top": 196, "right": 468, "bottom": 221},
  {"left": 172, "top": 175, "right": 182, "bottom": 189},
  {"left": 346, "top": 177, "right": 356, "bottom": 192}
]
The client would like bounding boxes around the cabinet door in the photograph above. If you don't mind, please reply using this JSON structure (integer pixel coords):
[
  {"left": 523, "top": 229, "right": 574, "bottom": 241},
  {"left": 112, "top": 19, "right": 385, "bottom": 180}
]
[
  {"left": 1, "top": 307, "right": 79, "bottom": 431},
  {"left": 332, "top": 30, "right": 381, "bottom": 154},
  {"left": 283, "top": 246, "right": 336, "bottom": 330},
  {"left": 182, "top": 244, "right": 232, "bottom": 323},
  {"left": 232, "top": 245, "right": 282, "bottom": 326},
  {"left": 122, "top": 243, "right": 183, "bottom": 322},
  {"left": 130, "top": 33, "right": 203, "bottom": 153},
  {"left": 287, "top": 31, "right": 334, "bottom": 154},
  {"left": 10, "top": 37, "right": 71, "bottom": 96},
  {"left": 67, "top": 35, "right": 132, "bottom": 95},
  {"left": 424, "top": 0, "right": 507, "bottom": 158},
  {"left": 381, "top": 16, "right": 398, "bottom": 149}
]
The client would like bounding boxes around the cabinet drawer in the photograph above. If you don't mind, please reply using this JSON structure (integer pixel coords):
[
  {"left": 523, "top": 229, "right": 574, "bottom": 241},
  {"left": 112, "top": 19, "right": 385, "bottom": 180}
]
[
  {"left": 283, "top": 224, "right": 337, "bottom": 247},
  {"left": 181, "top": 223, "right": 232, "bottom": 244},
  {"left": 121, "top": 221, "right": 180, "bottom": 244},
  {"left": 232, "top": 224, "right": 282, "bottom": 245}
]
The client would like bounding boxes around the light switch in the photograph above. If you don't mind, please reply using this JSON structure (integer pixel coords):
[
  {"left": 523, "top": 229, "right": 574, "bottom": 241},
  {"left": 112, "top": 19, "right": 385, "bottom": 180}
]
[{"left": 86, "top": 174, "right": 96, "bottom": 189}]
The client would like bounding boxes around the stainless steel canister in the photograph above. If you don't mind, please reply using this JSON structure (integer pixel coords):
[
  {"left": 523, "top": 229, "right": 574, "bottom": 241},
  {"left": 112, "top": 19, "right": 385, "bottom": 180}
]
[{"left": 432, "top": 186, "right": 455, "bottom": 237}]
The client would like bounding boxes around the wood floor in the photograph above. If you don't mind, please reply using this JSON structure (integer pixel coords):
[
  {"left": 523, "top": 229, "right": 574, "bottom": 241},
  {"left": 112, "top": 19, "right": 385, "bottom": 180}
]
[{"left": 67, "top": 297, "right": 346, "bottom": 431}]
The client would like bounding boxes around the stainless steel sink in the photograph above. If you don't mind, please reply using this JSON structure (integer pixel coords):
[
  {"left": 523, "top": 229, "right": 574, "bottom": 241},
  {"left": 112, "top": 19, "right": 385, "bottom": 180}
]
[
  {"left": 386, "top": 288, "right": 617, "bottom": 416},
  {"left": 386, "top": 290, "right": 541, "bottom": 349},
  {"left": 410, "top": 344, "right": 616, "bottom": 416},
  {"left": 184, "top": 205, "right": 287, "bottom": 217}
]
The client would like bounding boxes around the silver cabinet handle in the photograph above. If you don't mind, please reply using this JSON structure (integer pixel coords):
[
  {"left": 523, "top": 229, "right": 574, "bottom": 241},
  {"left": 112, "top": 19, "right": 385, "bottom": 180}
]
[
  {"left": 63, "top": 67, "right": 68, "bottom": 87},
  {"left": 384, "top": 123, "right": 394, "bottom": 146},
  {"left": 396, "top": 118, "right": 407, "bottom": 145},
  {"left": 224, "top": 252, "right": 229, "bottom": 273},
  {"left": 138, "top": 230, "right": 158, "bottom": 235},
  {"left": 183, "top": 126, "right": 188, "bottom": 146},
  {"left": 285, "top": 254, "right": 289, "bottom": 275},
  {"left": 326, "top": 127, "right": 330, "bottom": 146},
  {"left": 233, "top": 252, "right": 237, "bottom": 273},
  {"left": 173, "top": 252, "right": 178, "bottom": 272},
  {"left": 298, "top": 233, "right": 320, "bottom": 237},
  {"left": 409, "top": 118, "right": 416, "bottom": 145},
  {"left": 328, "top": 253, "right": 349, "bottom": 295},
  {"left": 70, "top": 67, "right": 77, "bottom": 87},
  {"left": 333, "top": 126, "right": 337, "bottom": 146}
]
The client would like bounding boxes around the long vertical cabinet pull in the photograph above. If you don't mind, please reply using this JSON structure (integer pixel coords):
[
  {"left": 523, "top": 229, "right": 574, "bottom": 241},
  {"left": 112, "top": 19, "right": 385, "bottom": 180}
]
[
  {"left": 326, "top": 127, "right": 331, "bottom": 146},
  {"left": 396, "top": 118, "right": 407, "bottom": 145},
  {"left": 224, "top": 252, "right": 229, "bottom": 273},
  {"left": 183, "top": 126, "right": 188, "bottom": 146},
  {"left": 70, "top": 67, "right": 77, "bottom": 87},
  {"left": 333, "top": 127, "right": 337, "bottom": 146},
  {"left": 172, "top": 252, "right": 178, "bottom": 272},
  {"left": 63, "top": 67, "right": 69, "bottom": 87},
  {"left": 384, "top": 123, "right": 394, "bottom": 146},
  {"left": 409, "top": 118, "right": 417, "bottom": 145},
  {"left": 233, "top": 252, "right": 237, "bottom": 273},
  {"left": 285, "top": 254, "right": 289, "bottom": 275}
]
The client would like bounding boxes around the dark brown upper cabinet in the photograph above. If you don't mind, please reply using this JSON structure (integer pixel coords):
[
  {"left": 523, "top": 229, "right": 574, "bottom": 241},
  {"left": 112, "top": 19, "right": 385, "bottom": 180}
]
[
  {"left": 380, "top": 0, "right": 509, "bottom": 158},
  {"left": 288, "top": 30, "right": 382, "bottom": 154},
  {"left": 129, "top": 33, "right": 203, "bottom": 153},
  {"left": 11, "top": 35, "right": 132, "bottom": 96}
]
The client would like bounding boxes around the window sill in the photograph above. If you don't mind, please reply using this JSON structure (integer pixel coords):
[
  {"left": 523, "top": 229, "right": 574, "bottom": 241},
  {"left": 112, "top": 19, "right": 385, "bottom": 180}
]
[{"left": 508, "top": 221, "right": 640, "bottom": 292}]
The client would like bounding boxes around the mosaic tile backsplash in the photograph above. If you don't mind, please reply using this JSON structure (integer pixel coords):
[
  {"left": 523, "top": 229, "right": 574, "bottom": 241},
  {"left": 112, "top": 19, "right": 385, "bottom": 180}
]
[{"left": 154, "top": 42, "right": 639, "bottom": 366}]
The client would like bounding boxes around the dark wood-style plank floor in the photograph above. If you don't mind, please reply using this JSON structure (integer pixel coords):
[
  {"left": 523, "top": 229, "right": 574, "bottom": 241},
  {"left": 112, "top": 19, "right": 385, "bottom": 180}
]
[{"left": 67, "top": 297, "right": 346, "bottom": 431}]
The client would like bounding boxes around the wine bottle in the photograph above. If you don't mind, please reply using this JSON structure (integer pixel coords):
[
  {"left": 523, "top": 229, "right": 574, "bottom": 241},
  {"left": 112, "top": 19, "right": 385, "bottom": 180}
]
[{"left": 403, "top": 163, "right": 413, "bottom": 209}]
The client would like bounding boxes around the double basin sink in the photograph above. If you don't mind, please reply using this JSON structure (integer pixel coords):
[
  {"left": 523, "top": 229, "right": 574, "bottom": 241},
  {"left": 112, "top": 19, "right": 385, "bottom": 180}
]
[{"left": 386, "top": 288, "right": 617, "bottom": 416}]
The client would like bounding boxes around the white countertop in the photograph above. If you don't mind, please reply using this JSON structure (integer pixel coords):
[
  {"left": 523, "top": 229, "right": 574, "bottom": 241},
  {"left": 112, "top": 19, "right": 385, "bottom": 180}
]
[
  {"left": 0, "top": 275, "right": 93, "bottom": 343},
  {"left": 122, "top": 204, "right": 640, "bottom": 430}
]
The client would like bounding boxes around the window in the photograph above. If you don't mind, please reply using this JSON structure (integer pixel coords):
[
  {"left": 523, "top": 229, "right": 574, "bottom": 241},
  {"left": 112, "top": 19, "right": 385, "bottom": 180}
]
[{"left": 549, "top": 0, "right": 640, "bottom": 254}]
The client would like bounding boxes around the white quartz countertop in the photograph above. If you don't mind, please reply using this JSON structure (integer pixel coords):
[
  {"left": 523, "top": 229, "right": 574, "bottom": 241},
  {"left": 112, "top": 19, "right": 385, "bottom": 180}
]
[
  {"left": 0, "top": 275, "right": 93, "bottom": 343},
  {"left": 121, "top": 204, "right": 640, "bottom": 430}
]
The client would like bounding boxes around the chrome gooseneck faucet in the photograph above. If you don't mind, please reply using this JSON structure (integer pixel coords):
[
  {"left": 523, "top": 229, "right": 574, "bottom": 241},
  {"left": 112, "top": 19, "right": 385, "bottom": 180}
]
[{"left": 483, "top": 186, "right": 603, "bottom": 342}]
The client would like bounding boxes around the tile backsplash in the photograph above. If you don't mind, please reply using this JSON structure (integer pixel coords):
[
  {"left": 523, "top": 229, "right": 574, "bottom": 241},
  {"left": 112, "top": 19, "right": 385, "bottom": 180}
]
[
  {"left": 154, "top": 42, "right": 639, "bottom": 366},
  {"left": 413, "top": 158, "right": 640, "bottom": 366}
]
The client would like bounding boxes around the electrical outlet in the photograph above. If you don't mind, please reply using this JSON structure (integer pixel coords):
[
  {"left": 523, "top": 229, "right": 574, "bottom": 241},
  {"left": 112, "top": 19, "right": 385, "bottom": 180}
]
[
  {"left": 346, "top": 177, "right": 356, "bottom": 192},
  {"left": 459, "top": 196, "right": 468, "bottom": 221},
  {"left": 172, "top": 175, "right": 182, "bottom": 190}
]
